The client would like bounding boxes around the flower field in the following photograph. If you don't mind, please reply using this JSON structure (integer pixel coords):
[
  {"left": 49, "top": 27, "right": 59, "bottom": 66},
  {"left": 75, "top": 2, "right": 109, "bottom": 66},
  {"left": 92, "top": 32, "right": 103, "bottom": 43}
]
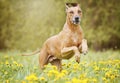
[{"left": 0, "top": 50, "right": 120, "bottom": 83}]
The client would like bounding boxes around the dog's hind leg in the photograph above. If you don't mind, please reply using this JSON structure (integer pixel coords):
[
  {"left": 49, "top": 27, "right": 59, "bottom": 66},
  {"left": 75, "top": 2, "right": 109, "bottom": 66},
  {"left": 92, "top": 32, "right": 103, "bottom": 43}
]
[
  {"left": 39, "top": 49, "right": 49, "bottom": 70},
  {"left": 50, "top": 59, "right": 62, "bottom": 71}
]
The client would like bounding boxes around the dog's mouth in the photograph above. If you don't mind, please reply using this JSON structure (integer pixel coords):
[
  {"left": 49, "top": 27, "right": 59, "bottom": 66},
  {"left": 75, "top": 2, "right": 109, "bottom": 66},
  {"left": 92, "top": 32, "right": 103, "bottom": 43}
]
[
  {"left": 72, "top": 17, "right": 81, "bottom": 25},
  {"left": 72, "top": 20, "right": 80, "bottom": 25}
]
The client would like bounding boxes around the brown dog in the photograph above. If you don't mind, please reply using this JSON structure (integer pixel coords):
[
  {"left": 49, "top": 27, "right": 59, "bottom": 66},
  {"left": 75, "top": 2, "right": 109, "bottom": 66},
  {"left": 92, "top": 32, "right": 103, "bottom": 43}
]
[{"left": 22, "top": 3, "right": 88, "bottom": 71}]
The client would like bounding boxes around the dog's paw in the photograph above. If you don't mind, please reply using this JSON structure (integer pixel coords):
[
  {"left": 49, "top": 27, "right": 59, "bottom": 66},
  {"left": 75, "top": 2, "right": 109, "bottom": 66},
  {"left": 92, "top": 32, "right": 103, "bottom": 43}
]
[
  {"left": 82, "top": 50, "right": 88, "bottom": 55},
  {"left": 75, "top": 55, "right": 80, "bottom": 63}
]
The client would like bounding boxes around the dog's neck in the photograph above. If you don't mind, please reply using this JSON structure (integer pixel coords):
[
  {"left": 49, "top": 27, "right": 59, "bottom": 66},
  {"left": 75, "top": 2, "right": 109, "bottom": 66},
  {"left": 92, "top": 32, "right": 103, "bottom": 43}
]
[{"left": 65, "top": 16, "right": 80, "bottom": 32}]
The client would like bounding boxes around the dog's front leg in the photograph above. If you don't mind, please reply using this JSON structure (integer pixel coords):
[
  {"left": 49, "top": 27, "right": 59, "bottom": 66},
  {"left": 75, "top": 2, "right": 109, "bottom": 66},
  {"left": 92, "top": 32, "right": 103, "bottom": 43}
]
[
  {"left": 61, "top": 46, "right": 80, "bottom": 63},
  {"left": 79, "top": 39, "right": 88, "bottom": 55}
]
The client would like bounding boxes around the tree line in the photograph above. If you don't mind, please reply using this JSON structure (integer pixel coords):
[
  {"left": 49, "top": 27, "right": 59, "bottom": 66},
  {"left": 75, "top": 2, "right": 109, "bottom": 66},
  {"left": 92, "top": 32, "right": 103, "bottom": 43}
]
[{"left": 0, "top": 0, "right": 120, "bottom": 51}]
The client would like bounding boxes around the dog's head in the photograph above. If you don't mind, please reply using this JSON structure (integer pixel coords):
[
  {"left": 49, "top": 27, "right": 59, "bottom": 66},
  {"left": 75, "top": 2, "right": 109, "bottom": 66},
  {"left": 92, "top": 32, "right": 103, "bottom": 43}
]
[{"left": 65, "top": 3, "right": 82, "bottom": 25}]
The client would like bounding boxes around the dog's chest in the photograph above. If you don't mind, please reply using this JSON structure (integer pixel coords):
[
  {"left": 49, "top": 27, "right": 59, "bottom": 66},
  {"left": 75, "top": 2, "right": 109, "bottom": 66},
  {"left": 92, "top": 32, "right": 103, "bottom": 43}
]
[
  {"left": 72, "top": 32, "right": 79, "bottom": 43},
  {"left": 67, "top": 31, "right": 82, "bottom": 46}
]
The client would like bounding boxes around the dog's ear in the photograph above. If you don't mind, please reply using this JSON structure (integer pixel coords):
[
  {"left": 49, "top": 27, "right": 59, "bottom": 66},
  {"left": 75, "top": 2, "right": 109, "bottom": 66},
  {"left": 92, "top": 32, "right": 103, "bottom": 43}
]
[
  {"left": 65, "top": 3, "right": 79, "bottom": 7},
  {"left": 65, "top": 3, "right": 70, "bottom": 12},
  {"left": 65, "top": 3, "right": 79, "bottom": 12}
]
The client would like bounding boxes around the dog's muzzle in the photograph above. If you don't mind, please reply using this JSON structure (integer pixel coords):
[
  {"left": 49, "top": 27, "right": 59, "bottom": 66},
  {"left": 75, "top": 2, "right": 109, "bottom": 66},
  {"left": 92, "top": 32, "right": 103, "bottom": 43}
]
[{"left": 72, "top": 16, "right": 81, "bottom": 25}]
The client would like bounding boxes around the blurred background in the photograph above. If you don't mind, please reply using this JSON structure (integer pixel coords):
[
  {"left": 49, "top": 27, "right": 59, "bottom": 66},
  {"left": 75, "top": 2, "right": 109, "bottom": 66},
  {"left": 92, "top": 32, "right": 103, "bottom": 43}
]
[{"left": 0, "top": 0, "right": 120, "bottom": 51}]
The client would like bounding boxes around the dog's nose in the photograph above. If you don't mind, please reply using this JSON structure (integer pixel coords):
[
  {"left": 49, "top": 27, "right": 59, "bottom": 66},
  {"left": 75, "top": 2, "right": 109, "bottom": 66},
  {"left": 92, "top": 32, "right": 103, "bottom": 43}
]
[{"left": 75, "top": 17, "right": 79, "bottom": 21}]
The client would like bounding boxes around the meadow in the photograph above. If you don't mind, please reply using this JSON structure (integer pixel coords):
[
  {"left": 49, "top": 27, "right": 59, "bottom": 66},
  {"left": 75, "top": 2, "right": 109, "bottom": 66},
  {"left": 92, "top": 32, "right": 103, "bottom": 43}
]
[
  {"left": 0, "top": 50, "right": 120, "bottom": 83},
  {"left": 0, "top": 0, "right": 120, "bottom": 83}
]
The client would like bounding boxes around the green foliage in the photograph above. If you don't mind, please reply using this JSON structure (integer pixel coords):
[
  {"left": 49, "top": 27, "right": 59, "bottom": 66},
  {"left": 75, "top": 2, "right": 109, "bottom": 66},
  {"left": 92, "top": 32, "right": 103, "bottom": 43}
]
[
  {"left": 81, "top": 0, "right": 120, "bottom": 50},
  {"left": 0, "top": 0, "right": 120, "bottom": 50}
]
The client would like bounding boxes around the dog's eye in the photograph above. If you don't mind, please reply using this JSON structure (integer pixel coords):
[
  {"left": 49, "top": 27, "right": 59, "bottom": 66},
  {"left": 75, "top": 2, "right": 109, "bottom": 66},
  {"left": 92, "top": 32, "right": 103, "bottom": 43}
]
[
  {"left": 69, "top": 11, "right": 74, "bottom": 14},
  {"left": 78, "top": 10, "right": 82, "bottom": 13}
]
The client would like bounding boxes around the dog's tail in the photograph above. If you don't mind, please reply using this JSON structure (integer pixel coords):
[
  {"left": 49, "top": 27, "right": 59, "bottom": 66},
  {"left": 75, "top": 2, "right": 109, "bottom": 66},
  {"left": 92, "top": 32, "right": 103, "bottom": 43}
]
[{"left": 22, "top": 49, "right": 40, "bottom": 56}]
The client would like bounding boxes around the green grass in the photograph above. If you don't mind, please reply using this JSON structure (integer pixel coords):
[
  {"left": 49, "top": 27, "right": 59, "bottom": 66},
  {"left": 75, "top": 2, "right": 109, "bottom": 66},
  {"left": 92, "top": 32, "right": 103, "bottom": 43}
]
[{"left": 0, "top": 50, "right": 120, "bottom": 83}]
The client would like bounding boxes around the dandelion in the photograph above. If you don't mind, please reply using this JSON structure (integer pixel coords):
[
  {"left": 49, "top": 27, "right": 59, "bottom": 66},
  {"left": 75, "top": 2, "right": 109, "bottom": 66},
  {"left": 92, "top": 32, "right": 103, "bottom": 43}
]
[
  {"left": 5, "top": 61, "right": 9, "bottom": 65},
  {"left": 105, "top": 72, "right": 110, "bottom": 78},
  {"left": 94, "top": 66, "right": 100, "bottom": 71},
  {"left": 102, "top": 77, "right": 108, "bottom": 83},
  {"left": 21, "top": 81, "right": 26, "bottom": 83},
  {"left": 33, "top": 66, "right": 37, "bottom": 70},
  {"left": 47, "top": 70, "right": 59, "bottom": 77},
  {"left": 101, "top": 68, "right": 109, "bottom": 71},
  {"left": 39, "top": 77, "right": 45, "bottom": 81},
  {"left": 17, "top": 63, "right": 23, "bottom": 68},
  {"left": 110, "top": 75, "right": 115, "bottom": 80},
  {"left": 102, "top": 77, "right": 107, "bottom": 81},
  {"left": 4, "top": 55, "right": 9, "bottom": 59},
  {"left": 67, "top": 63, "right": 71, "bottom": 68},
  {"left": 56, "top": 72, "right": 65, "bottom": 79},
  {"left": 4, "top": 71, "right": 8, "bottom": 75},
  {"left": 65, "top": 81, "right": 71, "bottom": 83},
  {"left": 73, "top": 63, "right": 79, "bottom": 70},
  {"left": 79, "top": 73, "right": 86, "bottom": 79},
  {"left": 52, "top": 66, "right": 57, "bottom": 70},
  {"left": 13, "top": 61, "right": 19, "bottom": 66},
  {"left": 26, "top": 73, "right": 38, "bottom": 81},
  {"left": 61, "top": 70, "right": 68, "bottom": 74},
  {"left": 81, "top": 79, "right": 89, "bottom": 83},
  {"left": 62, "top": 63, "right": 66, "bottom": 66},
  {"left": 6, "top": 80, "right": 9, "bottom": 83},
  {"left": 92, "top": 78, "right": 97, "bottom": 83},
  {"left": 72, "top": 78, "right": 81, "bottom": 83}
]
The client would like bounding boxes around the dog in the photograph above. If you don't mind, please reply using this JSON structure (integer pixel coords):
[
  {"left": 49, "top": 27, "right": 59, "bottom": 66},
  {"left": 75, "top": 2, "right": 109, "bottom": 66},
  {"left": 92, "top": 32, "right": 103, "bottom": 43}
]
[{"left": 22, "top": 3, "right": 88, "bottom": 71}]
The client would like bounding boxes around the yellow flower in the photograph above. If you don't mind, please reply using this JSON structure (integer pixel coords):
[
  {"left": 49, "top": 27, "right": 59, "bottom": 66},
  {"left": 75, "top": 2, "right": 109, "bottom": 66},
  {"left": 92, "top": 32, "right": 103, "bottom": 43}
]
[
  {"left": 99, "top": 61, "right": 105, "bottom": 64},
  {"left": 89, "top": 78, "right": 97, "bottom": 83},
  {"left": 61, "top": 70, "right": 68, "bottom": 74},
  {"left": 79, "top": 73, "right": 86, "bottom": 79},
  {"left": 26, "top": 73, "right": 38, "bottom": 81},
  {"left": 94, "top": 66, "right": 100, "bottom": 71},
  {"left": 102, "top": 77, "right": 108, "bottom": 83},
  {"left": 47, "top": 70, "right": 59, "bottom": 77},
  {"left": 72, "top": 78, "right": 88, "bottom": 83},
  {"left": 54, "top": 70, "right": 68, "bottom": 80},
  {"left": 33, "top": 66, "right": 37, "bottom": 70},
  {"left": 102, "top": 68, "right": 109, "bottom": 71},
  {"left": 21, "top": 81, "right": 26, "bottom": 83},
  {"left": 110, "top": 75, "right": 115, "bottom": 80},
  {"left": 4, "top": 71, "right": 8, "bottom": 75},
  {"left": 18, "top": 64, "right": 23, "bottom": 68},
  {"left": 13, "top": 61, "right": 19, "bottom": 66},
  {"left": 105, "top": 72, "right": 110, "bottom": 78},
  {"left": 102, "top": 77, "right": 107, "bottom": 81},
  {"left": 65, "top": 81, "right": 71, "bottom": 83},
  {"left": 62, "top": 63, "right": 66, "bottom": 66},
  {"left": 6, "top": 80, "right": 9, "bottom": 83},
  {"left": 72, "top": 78, "right": 81, "bottom": 83},
  {"left": 56, "top": 72, "right": 65, "bottom": 79},
  {"left": 4, "top": 55, "right": 9, "bottom": 59},
  {"left": 105, "top": 70, "right": 113, "bottom": 78},
  {"left": 5, "top": 61, "right": 9, "bottom": 65},
  {"left": 67, "top": 63, "right": 71, "bottom": 68},
  {"left": 81, "top": 79, "right": 88, "bottom": 83},
  {"left": 116, "top": 64, "right": 120, "bottom": 69},
  {"left": 52, "top": 66, "right": 57, "bottom": 70},
  {"left": 73, "top": 63, "right": 79, "bottom": 70},
  {"left": 39, "top": 77, "right": 45, "bottom": 81}
]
